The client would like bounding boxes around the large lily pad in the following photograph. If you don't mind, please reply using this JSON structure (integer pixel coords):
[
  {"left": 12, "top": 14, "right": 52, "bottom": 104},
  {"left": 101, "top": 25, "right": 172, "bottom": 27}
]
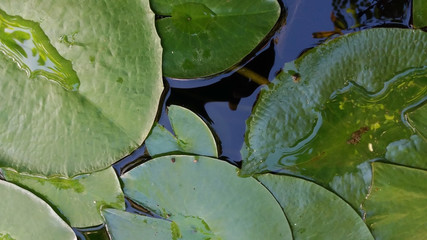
[
  {"left": 151, "top": 0, "right": 281, "bottom": 78},
  {"left": 0, "top": 180, "right": 76, "bottom": 240},
  {"left": 241, "top": 28, "right": 427, "bottom": 208},
  {"left": 413, "top": 0, "right": 427, "bottom": 28},
  {"left": 145, "top": 105, "right": 218, "bottom": 157},
  {"left": 121, "top": 155, "right": 292, "bottom": 239},
  {"left": 0, "top": 0, "right": 163, "bottom": 177},
  {"left": 363, "top": 162, "right": 427, "bottom": 240},
  {"left": 103, "top": 209, "right": 173, "bottom": 240},
  {"left": 258, "top": 174, "right": 374, "bottom": 239},
  {"left": 1, "top": 167, "right": 125, "bottom": 228}
]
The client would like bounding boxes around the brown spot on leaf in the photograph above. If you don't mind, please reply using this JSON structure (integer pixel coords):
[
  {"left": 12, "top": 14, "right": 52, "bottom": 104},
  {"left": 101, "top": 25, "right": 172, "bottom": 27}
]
[{"left": 347, "top": 126, "right": 370, "bottom": 145}]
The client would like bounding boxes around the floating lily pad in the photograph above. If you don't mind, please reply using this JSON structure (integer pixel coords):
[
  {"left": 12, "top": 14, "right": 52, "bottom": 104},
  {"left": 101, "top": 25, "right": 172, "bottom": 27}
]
[
  {"left": 241, "top": 28, "right": 427, "bottom": 209},
  {"left": 413, "top": 0, "right": 427, "bottom": 28},
  {"left": 385, "top": 134, "right": 427, "bottom": 168},
  {"left": 0, "top": 0, "right": 163, "bottom": 177},
  {"left": 258, "top": 174, "right": 374, "bottom": 239},
  {"left": 0, "top": 180, "right": 76, "bottom": 240},
  {"left": 2, "top": 167, "right": 124, "bottom": 228},
  {"left": 103, "top": 209, "right": 172, "bottom": 240},
  {"left": 151, "top": 0, "right": 281, "bottom": 78},
  {"left": 146, "top": 105, "right": 218, "bottom": 157},
  {"left": 363, "top": 162, "right": 427, "bottom": 240},
  {"left": 121, "top": 155, "right": 292, "bottom": 239}
]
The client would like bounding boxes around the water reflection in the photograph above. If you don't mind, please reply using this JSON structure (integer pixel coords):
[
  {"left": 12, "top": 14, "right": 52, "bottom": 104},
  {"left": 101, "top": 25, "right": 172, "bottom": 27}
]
[{"left": 0, "top": 9, "right": 80, "bottom": 91}]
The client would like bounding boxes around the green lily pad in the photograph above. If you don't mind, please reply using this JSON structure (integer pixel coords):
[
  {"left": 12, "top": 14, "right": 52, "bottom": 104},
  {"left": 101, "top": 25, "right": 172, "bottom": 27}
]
[
  {"left": 258, "top": 174, "right": 374, "bottom": 239},
  {"left": 363, "top": 162, "right": 427, "bottom": 240},
  {"left": 413, "top": 0, "right": 427, "bottom": 28},
  {"left": 241, "top": 28, "right": 427, "bottom": 209},
  {"left": 0, "top": 0, "right": 163, "bottom": 177},
  {"left": 151, "top": 0, "right": 281, "bottom": 78},
  {"left": 385, "top": 134, "right": 427, "bottom": 168},
  {"left": 1, "top": 167, "right": 124, "bottom": 228},
  {"left": 121, "top": 155, "right": 292, "bottom": 239},
  {"left": 103, "top": 209, "right": 172, "bottom": 240},
  {"left": 145, "top": 105, "right": 218, "bottom": 157},
  {"left": 408, "top": 102, "right": 427, "bottom": 138},
  {"left": 0, "top": 180, "right": 76, "bottom": 240}
]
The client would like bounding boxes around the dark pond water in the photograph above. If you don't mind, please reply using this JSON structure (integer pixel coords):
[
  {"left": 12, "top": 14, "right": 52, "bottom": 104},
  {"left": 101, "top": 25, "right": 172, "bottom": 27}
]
[{"left": 76, "top": 0, "right": 412, "bottom": 238}]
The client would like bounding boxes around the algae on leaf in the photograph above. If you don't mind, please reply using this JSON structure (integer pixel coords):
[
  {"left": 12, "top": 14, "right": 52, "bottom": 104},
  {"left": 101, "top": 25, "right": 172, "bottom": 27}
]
[
  {"left": 145, "top": 105, "right": 218, "bottom": 157},
  {"left": 0, "top": 180, "right": 76, "bottom": 240},
  {"left": 2, "top": 167, "right": 125, "bottom": 228},
  {"left": 121, "top": 155, "right": 292, "bottom": 240},
  {"left": 151, "top": 0, "right": 281, "bottom": 78},
  {"left": 241, "top": 28, "right": 427, "bottom": 209},
  {"left": 363, "top": 162, "right": 427, "bottom": 240},
  {"left": 0, "top": 0, "right": 163, "bottom": 177},
  {"left": 258, "top": 174, "right": 374, "bottom": 240}
]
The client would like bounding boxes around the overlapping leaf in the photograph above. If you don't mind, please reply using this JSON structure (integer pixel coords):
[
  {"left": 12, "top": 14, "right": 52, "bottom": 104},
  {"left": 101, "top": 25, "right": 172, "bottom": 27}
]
[
  {"left": 0, "top": 180, "right": 76, "bottom": 240},
  {"left": 241, "top": 28, "right": 427, "bottom": 209},
  {"left": 363, "top": 162, "right": 427, "bottom": 240},
  {"left": 120, "top": 155, "right": 292, "bottom": 239},
  {"left": 103, "top": 209, "right": 172, "bottom": 240},
  {"left": 146, "top": 105, "right": 218, "bottom": 157},
  {"left": 2, "top": 167, "right": 125, "bottom": 228},
  {"left": 0, "top": 0, "right": 163, "bottom": 177},
  {"left": 258, "top": 174, "right": 374, "bottom": 239},
  {"left": 151, "top": 0, "right": 281, "bottom": 78}
]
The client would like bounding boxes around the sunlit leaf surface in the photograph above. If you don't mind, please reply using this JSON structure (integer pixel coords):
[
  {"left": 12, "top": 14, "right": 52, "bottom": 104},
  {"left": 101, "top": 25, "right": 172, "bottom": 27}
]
[
  {"left": 0, "top": 1, "right": 163, "bottom": 177},
  {"left": 0, "top": 180, "right": 76, "bottom": 240},
  {"left": 121, "top": 155, "right": 292, "bottom": 239},
  {"left": 2, "top": 167, "right": 124, "bottom": 228}
]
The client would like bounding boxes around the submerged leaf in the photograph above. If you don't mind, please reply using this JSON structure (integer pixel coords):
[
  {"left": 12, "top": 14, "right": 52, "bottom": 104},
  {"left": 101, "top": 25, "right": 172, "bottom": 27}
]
[
  {"left": 2, "top": 167, "right": 125, "bottom": 228},
  {"left": 241, "top": 28, "right": 427, "bottom": 209},
  {"left": 258, "top": 174, "right": 374, "bottom": 240},
  {"left": 363, "top": 162, "right": 427, "bottom": 240},
  {"left": 145, "top": 105, "right": 218, "bottom": 157},
  {"left": 121, "top": 155, "right": 292, "bottom": 239},
  {"left": 0, "top": 1, "right": 163, "bottom": 177},
  {"left": 151, "top": 0, "right": 281, "bottom": 78},
  {"left": 0, "top": 180, "right": 76, "bottom": 240},
  {"left": 103, "top": 209, "right": 172, "bottom": 240}
]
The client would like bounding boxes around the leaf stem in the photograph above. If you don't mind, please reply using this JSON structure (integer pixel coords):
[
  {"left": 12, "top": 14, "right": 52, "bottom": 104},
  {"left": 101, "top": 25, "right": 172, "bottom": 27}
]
[{"left": 237, "top": 67, "right": 269, "bottom": 85}]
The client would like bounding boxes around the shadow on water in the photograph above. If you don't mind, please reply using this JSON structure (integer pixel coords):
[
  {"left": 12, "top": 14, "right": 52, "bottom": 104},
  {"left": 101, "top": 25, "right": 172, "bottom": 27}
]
[{"left": 85, "top": 0, "right": 411, "bottom": 239}]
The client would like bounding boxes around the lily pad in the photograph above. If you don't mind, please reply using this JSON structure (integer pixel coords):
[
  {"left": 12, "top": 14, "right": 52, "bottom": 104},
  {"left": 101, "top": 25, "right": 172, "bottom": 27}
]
[
  {"left": 145, "top": 105, "right": 218, "bottom": 157},
  {"left": 151, "top": 0, "right": 281, "bottom": 78},
  {"left": 121, "top": 155, "right": 292, "bottom": 239},
  {"left": 1, "top": 167, "right": 124, "bottom": 228},
  {"left": 0, "top": 0, "right": 163, "bottom": 177},
  {"left": 103, "top": 209, "right": 172, "bottom": 240},
  {"left": 0, "top": 180, "right": 76, "bottom": 240},
  {"left": 408, "top": 102, "right": 427, "bottom": 138},
  {"left": 385, "top": 134, "right": 427, "bottom": 168},
  {"left": 413, "top": 0, "right": 427, "bottom": 28},
  {"left": 363, "top": 162, "right": 427, "bottom": 240},
  {"left": 258, "top": 174, "right": 374, "bottom": 240},
  {"left": 241, "top": 28, "right": 427, "bottom": 208}
]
